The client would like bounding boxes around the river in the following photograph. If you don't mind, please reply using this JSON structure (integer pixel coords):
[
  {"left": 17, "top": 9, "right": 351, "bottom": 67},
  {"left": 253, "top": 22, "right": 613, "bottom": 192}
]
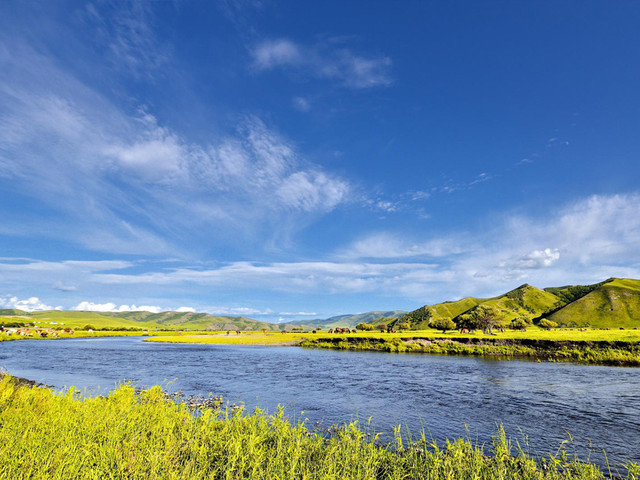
[{"left": 1, "top": 336, "right": 639, "bottom": 467}]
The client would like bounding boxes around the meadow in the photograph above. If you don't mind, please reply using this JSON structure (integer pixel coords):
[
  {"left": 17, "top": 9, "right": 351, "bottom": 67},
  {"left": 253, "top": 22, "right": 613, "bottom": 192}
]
[{"left": 1, "top": 374, "right": 637, "bottom": 480}]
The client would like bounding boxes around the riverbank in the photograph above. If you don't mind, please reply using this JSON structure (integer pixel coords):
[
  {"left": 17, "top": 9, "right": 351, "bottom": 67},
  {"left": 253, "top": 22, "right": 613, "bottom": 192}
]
[
  {"left": 1, "top": 374, "right": 635, "bottom": 479},
  {"left": 301, "top": 336, "right": 640, "bottom": 366},
  {"left": 0, "top": 330, "right": 176, "bottom": 342},
  {"left": 145, "top": 329, "right": 640, "bottom": 366}
]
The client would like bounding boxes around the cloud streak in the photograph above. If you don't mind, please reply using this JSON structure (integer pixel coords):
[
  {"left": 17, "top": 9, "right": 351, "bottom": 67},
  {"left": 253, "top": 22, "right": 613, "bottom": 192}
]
[
  {"left": 0, "top": 42, "right": 350, "bottom": 255},
  {"left": 251, "top": 38, "right": 393, "bottom": 89}
]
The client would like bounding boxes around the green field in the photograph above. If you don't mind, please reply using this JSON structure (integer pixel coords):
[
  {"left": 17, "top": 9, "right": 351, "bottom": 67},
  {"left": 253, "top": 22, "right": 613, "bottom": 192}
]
[{"left": 1, "top": 374, "right": 635, "bottom": 479}]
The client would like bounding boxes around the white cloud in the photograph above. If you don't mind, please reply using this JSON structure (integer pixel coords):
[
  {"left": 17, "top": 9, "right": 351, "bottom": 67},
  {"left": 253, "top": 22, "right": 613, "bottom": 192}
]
[
  {"left": 176, "top": 306, "right": 195, "bottom": 313},
  {"left": 279, "top": 311, "right": 318, "bottom": 316},
  {"left": 0, "top": 295, "right": 60, "bottom": 312},
  {"left": 292, "top": 96, "right": 311, "bottom": 112},
  {"left": 252, "top": 39, "right": 302, "bottom": 69},
  {"left": 340, "top": 232, "right": 465, "bottom": 259},
  {"left": 51, "top": 281, "right": 77, "bottom": 292},
  {"left": 0, "top": 44, "right": 350, "bottom": 254},
  {"left": 83, "top": 1, "right": 170, "bottom": 77},
  {"left": 508, "top": 248, "right": 560, "bottom": 269},
  {"left": 73, "top": 301, "right": 162, "bottom": 313},
  {"left": 1, "top": 193, "right": 638, "bottom": 309},
  {"left": 251, "top": 38, "right": 393, "bottom": 89}
]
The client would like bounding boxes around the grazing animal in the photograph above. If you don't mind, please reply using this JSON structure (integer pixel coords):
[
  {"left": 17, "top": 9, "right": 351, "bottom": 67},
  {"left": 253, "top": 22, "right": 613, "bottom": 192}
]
[
  {"left": 328, "top": 329, "right": 334, "bottom": 334},
  {"left": 460, "top": 328, "right": 470, "bottom": 334},
  {"left": 351, "top": 329, "right": 357, "bottom": 333},
  {"left": 312, "top": 330, "right": 316, "bottom": 334},
  {"left": 344, "top": 328, "right": 351, "bottom": 333},
  {"left": 281, "top": 330, "right": 287, "bottom": 334},
  {"left": 236, "top": 330, "right": 241, "bottom": 335}
]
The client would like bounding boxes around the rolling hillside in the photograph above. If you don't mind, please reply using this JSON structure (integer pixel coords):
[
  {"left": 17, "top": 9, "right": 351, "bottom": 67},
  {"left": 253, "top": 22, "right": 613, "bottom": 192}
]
[
  {"left": 393, "top": 278, "right": 640, "bottom": 330},
  {"left": 547, "top": 278, "right": 640, "bottom": 328},
  {"left": 0, "top": 309, "right": 281, "bottom": 331}
]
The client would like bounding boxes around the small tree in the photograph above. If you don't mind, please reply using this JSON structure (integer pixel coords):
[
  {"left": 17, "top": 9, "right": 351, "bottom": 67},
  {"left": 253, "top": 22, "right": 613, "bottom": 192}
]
[
  {"left": 539, "top": 319, "right": 558, "bottom": 330},
  {"left": 431, "top": 317, "right": 456, "bottom": 333},
  {"left": 509, "top": 318, "right": 528, "bottom": 331},
  {"left": 464, "top": 305, "right": 506, "bottom": 335},
  {"left": 397, "top": 322, "right": 410, "bottom": 331},
  {"left": 356, "top": 322, "right": 374, "bottom": 331}
]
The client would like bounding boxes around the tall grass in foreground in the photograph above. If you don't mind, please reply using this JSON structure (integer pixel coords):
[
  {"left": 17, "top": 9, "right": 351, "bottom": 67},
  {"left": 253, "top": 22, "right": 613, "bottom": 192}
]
[{"left": 0, "top": 376, "right": 637, "bottom": 480}]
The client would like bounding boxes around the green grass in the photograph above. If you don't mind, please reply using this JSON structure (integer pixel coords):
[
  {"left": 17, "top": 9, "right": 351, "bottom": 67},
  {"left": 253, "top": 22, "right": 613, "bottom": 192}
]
[
  {"left": 149, "top": 327, "right": 640, "bottom": 344},
  {"left": 0, "top": 310, "right": 283, "bottom": 332},
  {"left": 302, "top": 336, "right": 640, "bottom": 366},
  {"left": 0, "top": 330, "right": 174, "bottom": 343},
  {"left": 1, "top": 374, "right": 636, "bottom": 479},
  {"left": 146, "top": 328, "right": 640, "bottom": 366},
  {"left": 145, "top": 331, "right": 310, "bottom": 345},
  {"left": 548, "top": 280, "right": 640, "bottom": 328}
]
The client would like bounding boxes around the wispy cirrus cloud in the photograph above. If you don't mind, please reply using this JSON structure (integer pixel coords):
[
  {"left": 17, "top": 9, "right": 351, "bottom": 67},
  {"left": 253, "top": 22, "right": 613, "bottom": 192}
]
[
  {"left": 83, "top": 0, "right": 170, "bottom": 77},
  {"left": 0, "top": 42, "right": 350, "bottom": 255},
  {"left": 250, "top": 38, "right": 393, "bottom": 89},
  {"left": 0, "top": 193, "right": 639, "bottom": 311}
]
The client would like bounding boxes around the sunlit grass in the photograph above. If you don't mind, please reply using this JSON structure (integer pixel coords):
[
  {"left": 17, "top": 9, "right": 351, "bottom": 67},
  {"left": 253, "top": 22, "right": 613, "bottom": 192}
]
[
  {"left": 0, "top": 330, "right": 174, "bottom": 342},
  {"left": 147, "top": 327, "right": 640, "bottom": 345},
  {"left": 1, "top": 375, "right": 635, "bottom": 479}
]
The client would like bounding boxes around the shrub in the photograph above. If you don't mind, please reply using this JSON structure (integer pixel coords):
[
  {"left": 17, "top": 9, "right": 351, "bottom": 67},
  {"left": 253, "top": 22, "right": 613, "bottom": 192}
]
[
  {"left": 356, "top": 322, "right": 374, "bottom": 331},
  {"left": 539, "top": 319, "right": 558, "bottom": 330},
  {"left": 430, "top": 317, "right": 456, "bottom": 333}
]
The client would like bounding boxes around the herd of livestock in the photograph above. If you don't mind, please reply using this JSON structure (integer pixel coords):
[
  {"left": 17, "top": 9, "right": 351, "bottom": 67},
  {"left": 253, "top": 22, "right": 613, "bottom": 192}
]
[{"left": 0, "top": 327, "right": 75, "bottom": 337}]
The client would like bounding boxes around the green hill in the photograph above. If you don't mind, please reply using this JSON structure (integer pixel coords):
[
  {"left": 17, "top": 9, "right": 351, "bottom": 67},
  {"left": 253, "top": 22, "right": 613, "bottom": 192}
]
[
  {"left": 0, "top": 309, "right": 281, "bottom": 331},
  {"left": 0, "top": 309, "right": 29, "bottom": 316},
  {"left": 547, "top": 278, "right": 640, "bottom": 328},
  {"left": 393, "top": 278, "right": 640, "bottom": 330},
  {"left": 479, "top": 284, "right": 563, "bottom": 322}
]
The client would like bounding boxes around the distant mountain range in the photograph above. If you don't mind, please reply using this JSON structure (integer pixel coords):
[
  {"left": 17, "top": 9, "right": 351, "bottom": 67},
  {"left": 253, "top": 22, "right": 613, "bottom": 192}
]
[
  {"left": 391, "top": 277, "right": 640, "bottom": 329},
  {"left": 287, "top": 311, "right": 406, "bottom": 329},
  {"left": 2, "top": 278, "right": 639, "bottom": 331}
]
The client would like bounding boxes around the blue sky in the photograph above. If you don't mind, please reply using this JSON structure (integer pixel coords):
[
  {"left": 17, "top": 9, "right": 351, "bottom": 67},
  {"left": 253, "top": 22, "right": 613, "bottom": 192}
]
[{"left": 1, "top": 1, "right": 639, "bottom": 320}]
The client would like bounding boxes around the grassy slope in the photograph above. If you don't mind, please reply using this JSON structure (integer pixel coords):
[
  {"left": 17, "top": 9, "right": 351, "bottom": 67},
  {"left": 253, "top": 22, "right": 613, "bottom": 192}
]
[
  {"left": 548, "top": 278, "right": 640, "bottom": 328},
  {"left": 102, "top": 311, "right": 280, "bottom": 331},
  {"left": 398, "top": 279, "right": 640, "bottom": 330},
  {"left": 0, "top": 309, "right": 281, "bottom": 331},
  {"left": 480, "top": 284, "right": 563, "bottom": 322},
  {"left": 429, "top": 297, "right": 481, "bottom": 320}
]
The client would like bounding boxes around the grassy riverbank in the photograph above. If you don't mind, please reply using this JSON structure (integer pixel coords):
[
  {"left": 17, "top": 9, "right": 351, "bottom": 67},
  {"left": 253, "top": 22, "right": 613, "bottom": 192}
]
[
  {"left": 300, "top": 336, "right": 640, "bottom": 366},
  {"left": 0, "top": 330, "right": 174, "bottom": 342},
  {"left": 146, "top": 329, "right": 640, "bottom": 366},
  {"left": 0, "top": 374, "right": 636, "bottom": 480}
]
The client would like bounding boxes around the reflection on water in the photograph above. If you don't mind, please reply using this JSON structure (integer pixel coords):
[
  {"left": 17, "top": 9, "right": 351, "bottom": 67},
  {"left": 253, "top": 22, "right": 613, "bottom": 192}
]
[{"left": 2, "top": 336, "right": 639, "bottom": 466}]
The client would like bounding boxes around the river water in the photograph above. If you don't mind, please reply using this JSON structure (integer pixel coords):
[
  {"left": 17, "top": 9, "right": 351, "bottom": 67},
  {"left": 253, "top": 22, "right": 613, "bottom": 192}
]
[{"left": 1, "top": 336, "right": 639, "bottom": 467}]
